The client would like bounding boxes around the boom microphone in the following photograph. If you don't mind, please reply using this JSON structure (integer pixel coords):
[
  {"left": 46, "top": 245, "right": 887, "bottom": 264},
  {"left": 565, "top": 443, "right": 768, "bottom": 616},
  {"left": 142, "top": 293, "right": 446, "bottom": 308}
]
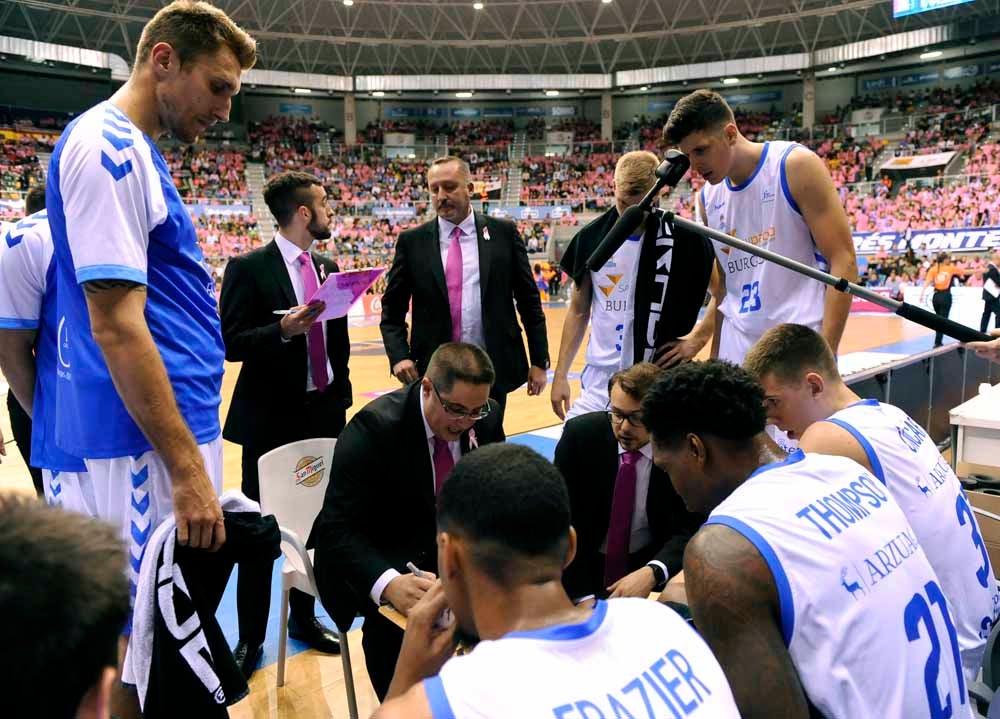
[
  {"left": 584, "top": 204, "right": 647, "bottom": 273},
  {"left": 585, "top": 150, "right": 691, "bottom": 273}
]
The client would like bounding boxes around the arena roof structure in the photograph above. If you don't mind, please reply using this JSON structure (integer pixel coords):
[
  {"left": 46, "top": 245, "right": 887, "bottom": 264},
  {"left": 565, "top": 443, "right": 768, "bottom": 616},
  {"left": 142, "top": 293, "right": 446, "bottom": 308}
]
[{"left": 2, "top": 0, "right": 998, "bottom": 79}]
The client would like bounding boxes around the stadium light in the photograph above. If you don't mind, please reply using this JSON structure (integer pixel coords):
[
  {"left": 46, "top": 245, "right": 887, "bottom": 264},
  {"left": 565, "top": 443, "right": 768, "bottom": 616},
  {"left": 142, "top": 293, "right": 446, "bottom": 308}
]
[
  {"left": 827, "top": 67, "right": 837, "bottom": 72},
  {"left": 473, "top": 2, "right": 484, "bottom": 8},
  {"left": 601, "top": 0, "right": 613, "bottom": 4},
  {"left": 640, "top": 85, "right": 649, "bottom": 91},
  {"left": 456, "top": 91, "right": 473, "bottom": 98},
  {"left": 722, "top": 77, "right": 739, "bottom": 85},
  {"left": 545, "top": 90, "right": 559, "bottom": 96},
  {"left": 293, "top": 87, "right": 312, "bottom": 94},
  {"left": 343, "top": 0, "right": 354, "bottom": 6},
  {"left": 372, "top": 91, "right": 385, "bottom": 97},
  {"left": 920, "top": 50, "right": 943, "bottom": 60}
]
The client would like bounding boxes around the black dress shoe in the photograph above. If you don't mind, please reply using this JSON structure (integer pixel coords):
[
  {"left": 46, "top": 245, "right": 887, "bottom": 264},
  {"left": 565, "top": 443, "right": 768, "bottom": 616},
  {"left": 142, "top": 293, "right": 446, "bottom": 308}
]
[
  {"left": 288, "top": 615, "right": 341, "bottom": 654},
  {"left": 234, "top": 640, "right": 264, "bottom": 680}
]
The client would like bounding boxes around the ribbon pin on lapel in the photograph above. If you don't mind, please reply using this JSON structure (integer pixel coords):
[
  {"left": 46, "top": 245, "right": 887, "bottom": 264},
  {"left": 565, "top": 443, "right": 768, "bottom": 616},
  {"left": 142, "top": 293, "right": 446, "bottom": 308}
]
[
  {"left": 319, "top": 264, "right": 327, "bottom": 281},
  {"left": 483, "top": 227, "right": 491, "bottom": 242}
]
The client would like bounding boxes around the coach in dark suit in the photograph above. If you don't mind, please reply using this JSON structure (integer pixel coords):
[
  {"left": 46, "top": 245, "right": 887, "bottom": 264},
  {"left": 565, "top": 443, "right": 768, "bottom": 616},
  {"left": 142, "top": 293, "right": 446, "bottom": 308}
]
[
  {"left": 312, "top": 343, "right": 503, "bottom": 700},
  {"left": 380, "top": 156, "right": 549, "bottom": 428},
  {"left": 220, "top": 171, "right": 352, "bottom": 677},
  {"left": 554, "top": 363, "right": 703, "bottom": 600},
  {"left": 982, "top": 252, "right": 1000, "bottom": 333}
]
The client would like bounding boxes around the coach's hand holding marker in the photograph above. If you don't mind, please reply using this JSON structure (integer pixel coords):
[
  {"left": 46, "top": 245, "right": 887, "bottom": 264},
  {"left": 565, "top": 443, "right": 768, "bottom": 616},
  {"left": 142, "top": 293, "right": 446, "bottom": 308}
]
[
  {"left": 385, "top": 582, "right": 458, "bottom": 701},
  {"left": 276, "top": 301, "right": 326, "bottom": 339},
  {"left": 384, "top": 563, "right": 436, "bottom": 615}
]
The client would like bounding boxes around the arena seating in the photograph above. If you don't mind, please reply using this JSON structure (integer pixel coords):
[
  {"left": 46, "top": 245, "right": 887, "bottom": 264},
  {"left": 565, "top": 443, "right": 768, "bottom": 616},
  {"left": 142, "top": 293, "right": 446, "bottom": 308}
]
[
  {"left": 519, "top": 152, "right": 616, "bottom": 208},
  {"left": 163, "top": 147, "right": 249, "bottom": 200},
  {"left": 6, "top": 97, "right": 1000, "bottom": 288},
  {"left": 846, "top": 177, "right": 1000, "bottom": 232},
  {"left": 0, "top": 137, "right": 44, "bottom": 199}
]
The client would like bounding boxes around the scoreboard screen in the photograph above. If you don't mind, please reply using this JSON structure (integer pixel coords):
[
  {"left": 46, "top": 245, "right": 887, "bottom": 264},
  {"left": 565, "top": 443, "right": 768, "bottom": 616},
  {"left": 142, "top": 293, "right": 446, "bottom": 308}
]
[{"left": 893, "top": 0, "right": 975, "bottom": 18}]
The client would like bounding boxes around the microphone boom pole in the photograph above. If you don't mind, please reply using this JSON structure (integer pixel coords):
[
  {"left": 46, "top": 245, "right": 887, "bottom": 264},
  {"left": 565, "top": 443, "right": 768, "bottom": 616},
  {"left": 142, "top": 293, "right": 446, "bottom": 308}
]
[{"left": 661, "top": 210, "right": 992, "bottom": 344}]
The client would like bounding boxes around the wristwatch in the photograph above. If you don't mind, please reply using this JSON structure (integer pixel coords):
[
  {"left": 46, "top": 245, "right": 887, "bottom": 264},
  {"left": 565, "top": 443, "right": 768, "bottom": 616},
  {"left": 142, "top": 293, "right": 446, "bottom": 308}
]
[{"left": 648, "top": 563, "right": 667, "bottom": 588}]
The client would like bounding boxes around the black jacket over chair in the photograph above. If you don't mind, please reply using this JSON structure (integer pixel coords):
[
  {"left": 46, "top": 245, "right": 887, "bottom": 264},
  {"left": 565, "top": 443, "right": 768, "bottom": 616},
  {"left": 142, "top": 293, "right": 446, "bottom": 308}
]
[
  {"left": 554, "top": 411, "right": 705, "bottom": 599},
  {"left": 220, "top": 240, "right": 352, "bottom": 447},
  {"left": 311, "top": 381, "right": 504, "bottom": 633},
  {"left": 379, "top": 212, "right": 548, "bottom": 396}
]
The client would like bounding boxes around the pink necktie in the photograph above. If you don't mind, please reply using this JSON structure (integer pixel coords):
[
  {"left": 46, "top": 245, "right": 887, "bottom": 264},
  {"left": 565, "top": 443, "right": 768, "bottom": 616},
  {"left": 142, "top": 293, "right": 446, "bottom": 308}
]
[
  {"left": 296, "top": 252, "right": 329, "bottom": 392},
  {"left": 445, "top": 226, "right": 463, "bottom": 342},
  {"left": 433, "top": 437, "right": 454, "bottom": 495},
  {"left": 604, "top": 450, "right": 641, "bottom": 587}
]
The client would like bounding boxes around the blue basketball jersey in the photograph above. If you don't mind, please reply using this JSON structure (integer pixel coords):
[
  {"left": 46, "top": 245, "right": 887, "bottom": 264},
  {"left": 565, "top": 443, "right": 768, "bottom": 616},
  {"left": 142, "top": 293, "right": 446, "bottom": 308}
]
[
  {"left": 0, "top": 211, "right": 86, "bottom": 473},
  {"left": 46, "top": 101, "right": 223, "bottom": 458}
]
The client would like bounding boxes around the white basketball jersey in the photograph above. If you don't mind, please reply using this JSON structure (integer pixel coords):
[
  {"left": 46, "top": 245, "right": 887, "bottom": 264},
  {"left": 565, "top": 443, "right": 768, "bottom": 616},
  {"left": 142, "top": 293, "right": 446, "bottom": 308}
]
[
  {"left": 426, "top": 598, "right": 740, "bottom": 718},
  {"left": 827, "top": 399, "right": 999, "bottom": 679},
  {"left": 701, "top": 141, "right": 826, "bottom": 363},
  {"left": 709, "top": 450, "right": 971, "bottom": 719},
  {"left": 586, "top": 234, "right": 642, "bottom": 369}
]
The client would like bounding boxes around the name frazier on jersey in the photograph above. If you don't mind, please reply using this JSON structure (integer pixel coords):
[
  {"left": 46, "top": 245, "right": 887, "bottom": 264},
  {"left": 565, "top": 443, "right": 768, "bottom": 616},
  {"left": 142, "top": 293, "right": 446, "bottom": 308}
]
[{"left": 552, "top": 647, "right": 717, "bottom": 719}]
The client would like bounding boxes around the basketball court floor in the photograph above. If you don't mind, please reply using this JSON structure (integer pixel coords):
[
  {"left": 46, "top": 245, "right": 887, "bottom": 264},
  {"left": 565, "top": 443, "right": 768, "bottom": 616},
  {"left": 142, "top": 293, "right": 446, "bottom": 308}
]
[{"left": 0, "top": 303, "right": 941, "bottom": 718}]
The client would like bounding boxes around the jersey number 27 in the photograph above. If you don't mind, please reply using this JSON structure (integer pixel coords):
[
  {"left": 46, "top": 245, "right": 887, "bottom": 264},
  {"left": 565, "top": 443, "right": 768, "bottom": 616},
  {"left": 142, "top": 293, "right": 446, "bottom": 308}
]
[{"left": 903, "top": 580, "right": 966, "bottom": 719}]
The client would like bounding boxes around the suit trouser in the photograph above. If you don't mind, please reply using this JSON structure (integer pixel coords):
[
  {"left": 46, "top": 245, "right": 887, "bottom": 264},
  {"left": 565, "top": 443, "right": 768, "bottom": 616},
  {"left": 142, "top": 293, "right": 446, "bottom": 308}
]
[
  {"left": 6, "top": 391, "right": 42, "bottom": 496},
  {"left": 982, "top": 297, "right": 1000, "bottom": 333},
  {"left": 361, "top": 607, "right": 405, "bottom": 701},
  {"left": 236, "top": 392, "right": 346, "bottom": 646},
  {"left": 932, "top": 290, "right": 953, "bottom": 346}
]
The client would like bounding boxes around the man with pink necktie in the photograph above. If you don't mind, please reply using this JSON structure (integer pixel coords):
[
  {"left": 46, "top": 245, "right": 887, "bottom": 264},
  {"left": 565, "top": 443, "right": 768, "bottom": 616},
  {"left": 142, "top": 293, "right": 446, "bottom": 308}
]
[
  {"left": 220, "top": 171, "right": 353, "bottom": 678},
  {"left": 380, "top": 156, "right": 549, "bottom": 433},
  {"left": 311, "top": 342, "right": 504, "bottom": 699},
  {"left": 554, "top": 362, "right": 704, "bottom": 601}
]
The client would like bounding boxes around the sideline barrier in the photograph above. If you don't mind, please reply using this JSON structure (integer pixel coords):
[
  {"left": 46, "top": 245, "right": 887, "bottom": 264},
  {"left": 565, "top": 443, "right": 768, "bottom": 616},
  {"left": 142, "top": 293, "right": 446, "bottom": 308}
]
[{"left": 845, "top": 344, "right": 997, "bottom": 444}]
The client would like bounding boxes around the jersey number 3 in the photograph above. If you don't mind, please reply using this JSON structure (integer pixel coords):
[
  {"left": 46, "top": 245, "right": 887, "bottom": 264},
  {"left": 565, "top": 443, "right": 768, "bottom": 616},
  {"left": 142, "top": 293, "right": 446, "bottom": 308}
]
[{"left": 739, "top": 281, "right": 762, "bottom": 314}]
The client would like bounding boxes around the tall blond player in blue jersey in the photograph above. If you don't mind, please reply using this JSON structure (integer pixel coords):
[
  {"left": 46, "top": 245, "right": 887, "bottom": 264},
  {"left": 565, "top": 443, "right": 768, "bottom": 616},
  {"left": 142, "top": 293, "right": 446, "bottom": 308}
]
[
  {"left": 662, "top": 90, "right": 857, "bottom": 369},
  {"left": 45, "top": 3, "right": 256, "bottom": 715}
]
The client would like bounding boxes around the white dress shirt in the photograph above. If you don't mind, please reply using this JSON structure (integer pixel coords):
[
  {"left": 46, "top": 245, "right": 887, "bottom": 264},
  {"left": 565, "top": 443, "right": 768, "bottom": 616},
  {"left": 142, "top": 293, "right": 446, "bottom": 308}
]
[
  {"left": 275, "top": 232, "right": 334, "bottom": 391},
  {"left": 369, "top": 388, "right": 460, "bottom": 605},
  {"left": 437, "top": 210, "right": 484, "bottom": 348},
  {"left": 600, "top": 442, "right": 667, "bottom": 580}
]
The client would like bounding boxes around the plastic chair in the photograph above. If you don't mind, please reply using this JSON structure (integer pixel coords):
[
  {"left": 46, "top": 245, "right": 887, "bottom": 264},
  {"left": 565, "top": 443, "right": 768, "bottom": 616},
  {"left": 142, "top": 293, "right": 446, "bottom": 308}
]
[
  {"left": 970, "top": 506, "right": 1000, "bottom": 717},
  {"left": 257, "top": 437, "right": 358, "bottom": 719}
]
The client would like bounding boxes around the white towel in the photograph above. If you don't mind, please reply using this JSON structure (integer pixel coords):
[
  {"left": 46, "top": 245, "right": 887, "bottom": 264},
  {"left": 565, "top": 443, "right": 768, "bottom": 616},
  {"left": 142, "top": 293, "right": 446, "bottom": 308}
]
[{"left": 122, "top": 491, "right": 259, "bottom": 708}]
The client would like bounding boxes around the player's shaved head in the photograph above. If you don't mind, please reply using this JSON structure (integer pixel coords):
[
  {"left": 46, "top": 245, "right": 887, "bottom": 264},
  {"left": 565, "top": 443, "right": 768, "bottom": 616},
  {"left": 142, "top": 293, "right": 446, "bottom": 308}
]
[{"left": 438, "top": 443, "right": 571, "bottom": 585}]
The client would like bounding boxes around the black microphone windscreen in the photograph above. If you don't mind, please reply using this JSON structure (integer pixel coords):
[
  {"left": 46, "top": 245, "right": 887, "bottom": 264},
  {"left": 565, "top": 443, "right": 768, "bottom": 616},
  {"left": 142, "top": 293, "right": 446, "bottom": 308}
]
[{"left": 584, "top": 205, "right": 647, "bottom": 273}]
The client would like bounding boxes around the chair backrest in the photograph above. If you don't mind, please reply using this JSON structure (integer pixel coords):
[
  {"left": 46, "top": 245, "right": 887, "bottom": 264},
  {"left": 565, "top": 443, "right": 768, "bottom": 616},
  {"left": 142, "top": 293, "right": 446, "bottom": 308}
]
[
  {"left": 258, "top": 438, "right": 337, "bottom": 542},
  {"left": 984, "top": 612, "right": 1000, "bottom": 692}
]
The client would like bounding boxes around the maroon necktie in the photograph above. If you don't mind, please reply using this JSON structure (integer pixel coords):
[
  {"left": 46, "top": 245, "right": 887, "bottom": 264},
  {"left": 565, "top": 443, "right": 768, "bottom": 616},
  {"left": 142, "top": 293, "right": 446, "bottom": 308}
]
[
  {"left": 433, "top": 437, "right": 454, "bottom": 495},
  {"left": 297, "top": 252, "right": 329, "bottom": 392},
  {"left": 604, "top": 450, "right": 641, "bottom": 587}
]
